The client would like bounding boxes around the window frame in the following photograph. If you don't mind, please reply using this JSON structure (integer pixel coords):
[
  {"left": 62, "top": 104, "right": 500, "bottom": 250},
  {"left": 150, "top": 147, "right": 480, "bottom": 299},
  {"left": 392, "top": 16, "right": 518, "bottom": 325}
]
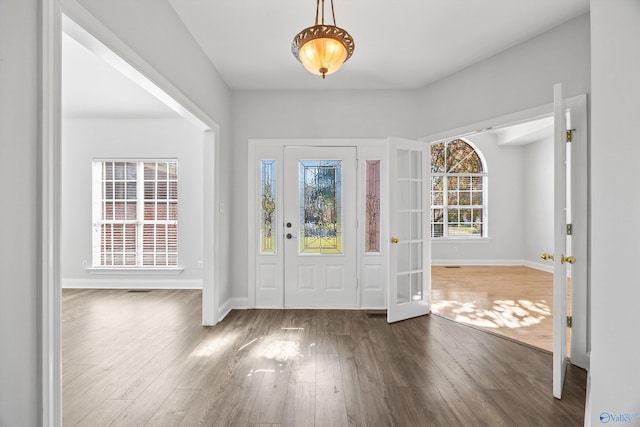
[
  {"left": 430, "top": 139, "right": 488, "bottom": 240},
  {"left": 90, "top": 159, "right": 181, "bottom": 271}
]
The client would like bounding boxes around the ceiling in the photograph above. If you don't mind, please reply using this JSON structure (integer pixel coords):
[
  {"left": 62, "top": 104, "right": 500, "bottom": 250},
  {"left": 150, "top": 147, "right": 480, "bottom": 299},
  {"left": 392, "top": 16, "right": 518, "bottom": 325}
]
[
  {"left": 168, "top": 0, "right": 589, "bottom": 91},
  {"left": 62, "top": 19, "right": 180, "bottom": 119},
  {"left": 489, "top": 116, "right": 554, "bottom": 146},
  {"left": 61, "top": 1, "right": 589, "bottom": 120}
]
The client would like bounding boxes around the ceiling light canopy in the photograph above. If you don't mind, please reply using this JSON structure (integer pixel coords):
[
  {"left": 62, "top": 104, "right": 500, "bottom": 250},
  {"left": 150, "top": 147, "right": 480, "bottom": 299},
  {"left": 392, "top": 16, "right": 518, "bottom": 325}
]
[{"left": 292, "top": 0, "right": 355, "bottom": 79}]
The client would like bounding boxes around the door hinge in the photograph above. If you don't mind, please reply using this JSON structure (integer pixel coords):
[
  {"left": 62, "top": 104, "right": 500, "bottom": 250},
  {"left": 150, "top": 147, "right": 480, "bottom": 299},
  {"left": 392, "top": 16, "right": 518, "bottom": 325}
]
[
  {"left": 566, "top": 224, "right": 573, "bottom": 235},
  {"left": 567, "top": 316, "right": 572, "bottom": 328},
  {"left": 566, "top": 129, "right": 575, "bottom": 143}
]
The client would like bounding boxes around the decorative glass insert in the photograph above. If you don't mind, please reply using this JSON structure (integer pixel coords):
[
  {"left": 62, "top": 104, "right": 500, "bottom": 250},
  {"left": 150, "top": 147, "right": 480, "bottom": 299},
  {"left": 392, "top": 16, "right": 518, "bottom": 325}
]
[
  {"left": 430, "top": 139, "right": 486, "bottom": 238},
  {"left": 299, "top": 160, "right": 342, "bottom": 254},
  {"left": 365, "top": 160, "right": 381, "bottom": 252},
  {"left": 260, "top": 160, "right": 276, "bottom": 253}
]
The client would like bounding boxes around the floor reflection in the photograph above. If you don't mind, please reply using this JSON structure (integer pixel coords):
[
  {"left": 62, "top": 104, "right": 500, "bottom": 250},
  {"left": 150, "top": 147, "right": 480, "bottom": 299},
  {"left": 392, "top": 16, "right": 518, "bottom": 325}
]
[{"left": 431, "top": 265, "right": 565, "bottom": 352}]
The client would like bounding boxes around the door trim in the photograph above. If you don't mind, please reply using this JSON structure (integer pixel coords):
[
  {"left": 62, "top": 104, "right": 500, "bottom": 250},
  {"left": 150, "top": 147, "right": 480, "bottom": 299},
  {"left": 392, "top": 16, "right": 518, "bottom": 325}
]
[{"left": 248, "top": 139, "right": 388, "bottom": 309}]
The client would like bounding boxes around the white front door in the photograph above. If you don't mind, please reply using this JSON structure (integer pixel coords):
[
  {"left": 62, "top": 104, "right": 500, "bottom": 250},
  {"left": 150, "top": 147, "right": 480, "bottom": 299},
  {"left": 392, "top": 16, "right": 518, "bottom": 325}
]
[
  {"left": 387, "top": 137, "right": 431, "bottom": 323},
  {"left": 283, "top": 146, "right": 358, "bottom": 308}
]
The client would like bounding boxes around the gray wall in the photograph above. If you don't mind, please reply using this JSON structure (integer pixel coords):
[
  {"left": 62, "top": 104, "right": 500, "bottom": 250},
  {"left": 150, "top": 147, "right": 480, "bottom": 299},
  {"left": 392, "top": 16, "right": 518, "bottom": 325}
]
[
  {"left": 0, "top": 1, "right": 40, "bottom": 425},
  {"left": 588, "top": 0, "right": 640, "bottom": 423},
  {"left": 417, "top": 13, "right": 591, "bottom": 137},
  {"left": 61, "top": 118, "right": 204, "bottom": 288},
  {"left": 66, "top": 0, "right": 235, "bottom": 304},
  {"left": 0, "top": 0, "right": 233, "bottom": 424}
]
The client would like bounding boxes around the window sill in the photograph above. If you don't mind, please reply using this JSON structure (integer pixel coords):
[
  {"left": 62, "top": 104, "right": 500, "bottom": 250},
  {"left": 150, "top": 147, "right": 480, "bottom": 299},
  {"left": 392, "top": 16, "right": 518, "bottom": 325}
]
[
  {"left": 432, "top": 238, "right": 492, "bottom": 244},
  {"left": 85, "top": 267, "right": 184, "bottom": 275}
]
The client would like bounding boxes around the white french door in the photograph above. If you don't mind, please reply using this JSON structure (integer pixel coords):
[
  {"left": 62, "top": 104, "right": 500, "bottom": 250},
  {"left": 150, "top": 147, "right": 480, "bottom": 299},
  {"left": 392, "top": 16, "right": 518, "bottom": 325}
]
[
  {"left": 387, "top": 137, "right": 431, "bottom": 323},
  {"left": 283, "top": 146, "right": 358, "bottom": 308},
  {"left": 552, "top": 83, "right": 573, "bottom": 399}
]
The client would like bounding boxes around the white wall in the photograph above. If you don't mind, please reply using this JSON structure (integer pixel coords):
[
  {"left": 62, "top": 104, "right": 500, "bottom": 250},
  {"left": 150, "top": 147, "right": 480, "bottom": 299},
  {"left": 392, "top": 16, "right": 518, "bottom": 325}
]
[
  {"left": 67, "top": 0, "right": 235, "bottom": 306},
  {"left": 0, "top": 1, "right": 40, "bottom": 425},
  {"left": 431, "top": 133, "right": 526, "bottom": 264},
  {"left": 61, "top": 118, "right": 204, "bottom": 288},
  {"left": 523, "top": 137, "right": 554, "bottom": 269},
  {"left": 0, "top": 0, "right": 232, "bottom": 423},
  {"left": 230, "top": 90, "right": 419, "bottom": 299},
  {"left": 588, "top": 1, "right": 640, "bottom": 424},
  {"left": 417, "top": 13, "right": 590, "bottom": 138}
]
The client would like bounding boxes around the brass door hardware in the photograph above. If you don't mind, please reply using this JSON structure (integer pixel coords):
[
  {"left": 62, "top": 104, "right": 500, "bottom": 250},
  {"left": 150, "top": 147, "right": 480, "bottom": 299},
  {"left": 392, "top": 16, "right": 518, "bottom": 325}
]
[
  {"left": 561, "top": 255, "right": 576, "bottom": 264},
  {"left": 540, "top": 253, "right": 554, "bottom": 261},
  {"left": 391, "top": 237, "right": 399, "bottom": 244}
]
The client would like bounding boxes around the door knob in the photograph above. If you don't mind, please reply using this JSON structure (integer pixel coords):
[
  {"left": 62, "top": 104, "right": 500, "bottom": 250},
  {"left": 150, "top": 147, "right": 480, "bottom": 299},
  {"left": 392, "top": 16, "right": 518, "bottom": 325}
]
[
  {"left": 540, "top": 253, "right": 554, "bottom": 260},
  {"left": 286, "top": 233, "right": 296, "bottom": 239},
  {"left": 561, "top": 255, "right": 576, "bottom": 264},
  {"left": 391, "top": 237, "right": 399, "bottom": 244}
]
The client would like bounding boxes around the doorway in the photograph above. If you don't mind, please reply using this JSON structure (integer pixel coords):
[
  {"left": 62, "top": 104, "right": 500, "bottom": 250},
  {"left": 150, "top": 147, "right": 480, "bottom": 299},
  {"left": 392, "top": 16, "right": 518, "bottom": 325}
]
[{"left": 424, "top": 95, "right": 589, "bottom": 373}]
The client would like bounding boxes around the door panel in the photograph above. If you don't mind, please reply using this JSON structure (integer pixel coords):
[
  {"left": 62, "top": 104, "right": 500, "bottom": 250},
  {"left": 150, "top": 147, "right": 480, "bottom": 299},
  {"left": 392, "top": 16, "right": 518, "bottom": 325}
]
[
  {"left": 283, "top": 146, "right": 357, "bottom": 308},
  {"left": 387, "top": 137, "right": 431, "bottom": 323},
  {"left": 553, "top": 83, "right": 568, "bottom": 399}
]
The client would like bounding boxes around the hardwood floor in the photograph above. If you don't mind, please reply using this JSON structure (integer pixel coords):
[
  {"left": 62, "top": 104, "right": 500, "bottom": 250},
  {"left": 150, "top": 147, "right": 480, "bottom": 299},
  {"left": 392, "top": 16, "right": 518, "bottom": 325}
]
[
  {"left": 62, "top": 289, "right": 586, "bottom": 426},
  {"left": 431, "top": 266, "right": 569, "bottom": 353}
]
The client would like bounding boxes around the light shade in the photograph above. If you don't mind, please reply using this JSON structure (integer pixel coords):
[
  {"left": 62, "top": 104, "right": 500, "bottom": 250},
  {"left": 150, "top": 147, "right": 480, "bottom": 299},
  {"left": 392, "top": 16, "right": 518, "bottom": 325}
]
[{"left": 291, "top": 1, "right": 355, "bottom": 79}]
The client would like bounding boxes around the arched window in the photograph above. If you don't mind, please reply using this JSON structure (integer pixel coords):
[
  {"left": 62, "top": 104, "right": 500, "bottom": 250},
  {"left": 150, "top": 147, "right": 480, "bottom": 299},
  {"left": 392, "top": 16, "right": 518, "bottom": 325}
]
[{"left": 430, "top": 139, "right": 487, "bottom": 238}]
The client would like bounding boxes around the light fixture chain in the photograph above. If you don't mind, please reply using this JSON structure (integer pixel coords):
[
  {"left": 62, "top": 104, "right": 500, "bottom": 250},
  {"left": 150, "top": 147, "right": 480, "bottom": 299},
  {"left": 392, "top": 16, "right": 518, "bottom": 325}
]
[
  {"left": 321, "top": 0, "right": 325, "bottom": 25},
  {"left": 330, "top": 0, "right": 337, "bottom": 26},
  {"left": 315, "top": 0, "right": 320, "bottom": 25}
]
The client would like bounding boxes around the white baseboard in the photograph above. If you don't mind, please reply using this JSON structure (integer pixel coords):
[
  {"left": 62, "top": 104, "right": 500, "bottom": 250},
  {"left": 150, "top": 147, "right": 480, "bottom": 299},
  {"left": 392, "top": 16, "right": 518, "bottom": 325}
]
[
  {"left": 62, "top": 278, "right": 202, "bottom": 289},
  {"left": 218, "top": 297, "right": 248, "bottom": 322},
  {"left": 523, "top": 260, "right": 554, "bottom": 273},
  {"left": 432, "top": 259, "right": 525, "bottom": 267}
]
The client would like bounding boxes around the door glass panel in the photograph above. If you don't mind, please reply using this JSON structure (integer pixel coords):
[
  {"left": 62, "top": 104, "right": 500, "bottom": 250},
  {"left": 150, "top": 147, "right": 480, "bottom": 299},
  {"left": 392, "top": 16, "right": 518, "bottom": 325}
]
[
  {"left": 398, "top": 243, "right": 409, "bottom": 273},
  {"left": 397, "top": 274, "right": 410, "bottom": 303},
  {"left": 410, "top": 181, "right": 422, "bottom": 209},
  {"left": 410, "top": 242, "right": 422, "bottom": 271},
  {"left": 411, "top": 150, "right": 422, "bottom": 179},
  {"left": 410, "top": 212, "right": 422, "bottom": 240},
  {"left": 411, "top": 272, "right": 423, "bottom": 301},
  {"left": 398, "top": 212, "right": 411, "bottom": 241},
  {"left": 397, "top": 150, "right": 410, "bottom": 179},
  {"left": 299, "top": 160, "right": 342, "bottom": 254},
  {"left": 397, "top": 180, "right": 409, "bottom": 209},
  {"left": 260, "top": 160, "right": 276, "bottom": 254},
  {"left": 365, "top": 160, "right": 381, "bottom": 252}
]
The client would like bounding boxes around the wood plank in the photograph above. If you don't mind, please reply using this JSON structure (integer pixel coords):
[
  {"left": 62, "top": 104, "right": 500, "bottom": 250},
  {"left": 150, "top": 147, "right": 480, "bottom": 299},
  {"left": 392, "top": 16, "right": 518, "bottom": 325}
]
[
  {"left": 62, "top": 290, "right": 587, "bottom": 427},
  {"left": 314, "top": 353, "right": 348, "bottom": 426},
  {"left": 432, "top": 266, "right": 566, "bottom": 353}
]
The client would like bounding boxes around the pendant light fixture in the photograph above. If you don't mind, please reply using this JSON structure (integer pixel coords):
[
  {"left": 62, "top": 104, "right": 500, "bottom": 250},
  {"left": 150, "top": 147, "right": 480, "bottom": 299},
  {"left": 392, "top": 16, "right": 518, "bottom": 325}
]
[{"left": 292, "top": 0, "right": 355, "bottom": 79}]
